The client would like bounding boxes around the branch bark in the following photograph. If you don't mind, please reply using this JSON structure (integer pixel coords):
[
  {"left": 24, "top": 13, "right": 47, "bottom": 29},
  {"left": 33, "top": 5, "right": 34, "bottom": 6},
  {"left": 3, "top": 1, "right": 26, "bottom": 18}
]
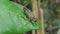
[{"left": 31, "top": 0, "right": 45, "bottom": 34}]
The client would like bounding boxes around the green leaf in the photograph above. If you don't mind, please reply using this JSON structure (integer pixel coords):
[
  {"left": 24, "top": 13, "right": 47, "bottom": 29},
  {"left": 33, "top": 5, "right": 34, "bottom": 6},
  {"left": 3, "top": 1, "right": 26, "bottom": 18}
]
[{"left": 0, "top": 1, "right": 40, "bottom": 34}]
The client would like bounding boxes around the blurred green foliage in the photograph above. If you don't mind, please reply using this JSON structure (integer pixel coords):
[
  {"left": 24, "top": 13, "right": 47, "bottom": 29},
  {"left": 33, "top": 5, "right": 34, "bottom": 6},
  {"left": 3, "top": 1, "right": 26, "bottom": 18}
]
[{"left": 11, "top": 0, "right": 60, "bottom": 34}]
